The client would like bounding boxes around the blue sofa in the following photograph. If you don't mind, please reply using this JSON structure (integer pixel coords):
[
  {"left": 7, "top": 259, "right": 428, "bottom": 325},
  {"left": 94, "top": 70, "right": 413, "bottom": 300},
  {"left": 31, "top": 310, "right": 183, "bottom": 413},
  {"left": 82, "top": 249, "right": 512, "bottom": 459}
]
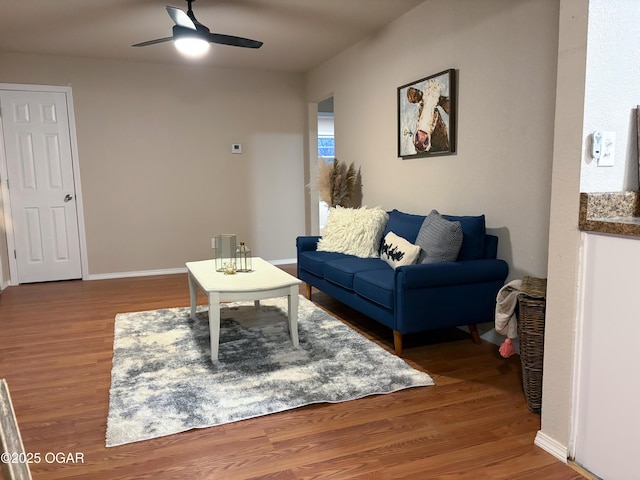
[{"left": 296, "top": 209, "right": 509, "bottom": 355}]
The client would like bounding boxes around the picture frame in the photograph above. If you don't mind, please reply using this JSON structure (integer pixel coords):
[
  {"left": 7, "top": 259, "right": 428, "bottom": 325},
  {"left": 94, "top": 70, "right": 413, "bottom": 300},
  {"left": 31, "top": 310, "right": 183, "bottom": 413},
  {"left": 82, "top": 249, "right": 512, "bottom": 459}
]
[
  {"left": 398, "top": 68, "right": 457, "bottom": 159},
  {"left": 636, "top": 105, "right": 640, "bottom": 190}
]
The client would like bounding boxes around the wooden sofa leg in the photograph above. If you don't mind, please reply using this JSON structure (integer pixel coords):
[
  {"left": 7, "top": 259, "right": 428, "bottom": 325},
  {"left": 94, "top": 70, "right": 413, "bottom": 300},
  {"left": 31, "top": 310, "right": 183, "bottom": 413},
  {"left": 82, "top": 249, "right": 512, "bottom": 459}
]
[
  {"left": 305, "top": 283, "right": 312, "bottom": 300},
  {"left": 393, "top": 330, "right": 403, "bottom": 356},
  {"left": 468, "top": 324, "right": 482, "bottom": 344}
]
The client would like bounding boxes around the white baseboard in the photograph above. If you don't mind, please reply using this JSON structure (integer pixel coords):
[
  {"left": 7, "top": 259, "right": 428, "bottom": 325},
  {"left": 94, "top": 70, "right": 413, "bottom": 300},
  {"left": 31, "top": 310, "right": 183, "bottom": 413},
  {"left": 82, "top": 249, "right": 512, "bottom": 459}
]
[
  {"left": 457, "top": 324, "right": 520, "bottom": 352},
  {"left": 84, "top": 258, "right": 296, "bottom": 281},
  {"left": 269, "top": 258, "right": 296, "bottom": 266},
  {"left": 534, "top": 430, "right": 568, "bottom": 463},
  {"left": 85, "top": 267, "right": 187, "bottom": 281},
  {"left": 477, "top": 327, "right": 504, "bottom": 346}
]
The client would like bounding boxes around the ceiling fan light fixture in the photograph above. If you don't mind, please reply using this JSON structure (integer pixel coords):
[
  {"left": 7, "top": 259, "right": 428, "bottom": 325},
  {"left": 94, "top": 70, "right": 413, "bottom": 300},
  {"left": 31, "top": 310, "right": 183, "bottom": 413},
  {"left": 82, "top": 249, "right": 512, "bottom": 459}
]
[
  {"left": 174, "top": 36, "right": 210, "bottom": 57},
  {"left": 132, "top": 1, "right": 263, "bottom": 53}
]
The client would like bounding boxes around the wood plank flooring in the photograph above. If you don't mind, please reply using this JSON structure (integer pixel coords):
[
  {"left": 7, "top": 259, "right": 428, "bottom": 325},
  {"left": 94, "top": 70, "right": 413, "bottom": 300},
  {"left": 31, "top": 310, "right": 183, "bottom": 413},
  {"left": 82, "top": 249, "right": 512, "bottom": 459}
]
[{"left": 0, "top": 267, "right": 584, "bottom": 479}]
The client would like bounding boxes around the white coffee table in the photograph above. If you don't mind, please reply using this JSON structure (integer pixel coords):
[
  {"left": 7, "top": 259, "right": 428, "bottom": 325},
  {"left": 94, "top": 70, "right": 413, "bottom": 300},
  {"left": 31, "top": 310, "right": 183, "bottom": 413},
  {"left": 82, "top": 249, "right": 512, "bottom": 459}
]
[{"left": 186, "top": 257, "right": 302, "bottom": 361}]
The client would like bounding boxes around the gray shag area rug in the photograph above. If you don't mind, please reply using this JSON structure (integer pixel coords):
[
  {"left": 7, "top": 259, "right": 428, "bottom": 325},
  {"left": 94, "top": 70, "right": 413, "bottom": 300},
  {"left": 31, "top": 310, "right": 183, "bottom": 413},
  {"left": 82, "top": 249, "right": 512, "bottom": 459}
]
[{"left": 106, "top": 295, "right": 434, "bottom": 447}]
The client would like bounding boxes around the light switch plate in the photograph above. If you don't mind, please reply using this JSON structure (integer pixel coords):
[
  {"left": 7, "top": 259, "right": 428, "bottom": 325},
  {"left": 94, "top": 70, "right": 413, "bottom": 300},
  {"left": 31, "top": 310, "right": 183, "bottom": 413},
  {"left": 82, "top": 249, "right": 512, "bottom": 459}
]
[{"left": 598, "top": 131, "right": 615, "bottom": 167}]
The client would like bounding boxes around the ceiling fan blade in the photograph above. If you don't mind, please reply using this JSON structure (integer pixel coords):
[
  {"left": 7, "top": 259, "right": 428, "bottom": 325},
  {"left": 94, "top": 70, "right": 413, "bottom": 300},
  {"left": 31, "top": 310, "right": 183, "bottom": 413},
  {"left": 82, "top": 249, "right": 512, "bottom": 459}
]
[
  {"left": 208, "top": 33, "right": 263, "bottom": 49},
  {"left": 132, "top": 37, "right": 173, "bottom": 47},
  {"left": 166, "top": 6, "right": 196, "bottom": 30}
]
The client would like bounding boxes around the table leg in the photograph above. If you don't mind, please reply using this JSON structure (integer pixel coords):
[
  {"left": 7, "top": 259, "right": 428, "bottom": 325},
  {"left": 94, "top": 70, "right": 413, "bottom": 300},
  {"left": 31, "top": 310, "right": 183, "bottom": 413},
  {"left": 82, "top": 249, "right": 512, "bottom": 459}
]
[
  {"left": 208, "top": 291, "right": 221, "bottom": 361},
  {"left": 188, "top": 272, "right": 197, "bottom": 320},
  {"left": 287, "top": 286, "right": 299, "bottom": 347}
]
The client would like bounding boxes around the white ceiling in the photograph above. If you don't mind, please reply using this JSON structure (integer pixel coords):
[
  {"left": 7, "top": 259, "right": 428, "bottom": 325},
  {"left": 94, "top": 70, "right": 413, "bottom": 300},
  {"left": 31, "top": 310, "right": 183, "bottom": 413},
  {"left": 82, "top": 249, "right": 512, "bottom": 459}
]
[{"left": 0, "top": 0, "right": 424, "bottom": 73}]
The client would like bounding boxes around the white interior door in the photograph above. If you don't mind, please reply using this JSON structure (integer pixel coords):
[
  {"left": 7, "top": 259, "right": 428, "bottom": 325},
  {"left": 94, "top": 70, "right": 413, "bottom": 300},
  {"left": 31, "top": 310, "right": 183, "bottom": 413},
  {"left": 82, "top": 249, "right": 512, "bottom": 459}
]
[{"left": 1, "top": 90, "right": 82, "bottom": 283}]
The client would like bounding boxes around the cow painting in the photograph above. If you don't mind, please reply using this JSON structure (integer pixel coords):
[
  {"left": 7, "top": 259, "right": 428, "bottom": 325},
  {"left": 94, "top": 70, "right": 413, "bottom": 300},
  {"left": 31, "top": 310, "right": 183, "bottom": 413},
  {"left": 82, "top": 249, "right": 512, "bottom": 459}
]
[{"left": 398, "top": 69, "right": 456, "bottom": 158}]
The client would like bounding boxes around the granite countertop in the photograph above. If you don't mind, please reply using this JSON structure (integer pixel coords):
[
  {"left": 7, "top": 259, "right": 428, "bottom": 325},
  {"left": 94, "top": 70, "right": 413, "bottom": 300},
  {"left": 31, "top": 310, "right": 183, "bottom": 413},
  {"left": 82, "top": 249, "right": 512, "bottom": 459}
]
[{"left": 579, "top": 192, "right": 640, "bottom": 237}]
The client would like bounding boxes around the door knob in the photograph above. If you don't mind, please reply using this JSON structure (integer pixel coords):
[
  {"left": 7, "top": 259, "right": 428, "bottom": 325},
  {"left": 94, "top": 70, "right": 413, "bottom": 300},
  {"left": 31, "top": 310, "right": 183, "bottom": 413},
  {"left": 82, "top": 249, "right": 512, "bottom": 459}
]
[{"left": 64, "top": 194, "right": 73, "bottom": 202}]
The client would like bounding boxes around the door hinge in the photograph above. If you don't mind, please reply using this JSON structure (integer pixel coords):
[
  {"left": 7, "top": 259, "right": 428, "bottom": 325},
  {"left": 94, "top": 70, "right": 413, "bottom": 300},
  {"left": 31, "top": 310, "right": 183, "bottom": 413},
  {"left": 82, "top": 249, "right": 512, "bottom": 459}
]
[{"left": 14, "top": 250, "right": 16, "bottom": 259}]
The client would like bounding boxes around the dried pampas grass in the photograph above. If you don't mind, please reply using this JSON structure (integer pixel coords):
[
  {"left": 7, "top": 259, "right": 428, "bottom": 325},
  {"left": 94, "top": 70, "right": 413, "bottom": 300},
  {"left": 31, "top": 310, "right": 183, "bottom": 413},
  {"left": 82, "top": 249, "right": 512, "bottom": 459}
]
[{"left": 309, "top": 158, "right": 361, "bottom": 207}]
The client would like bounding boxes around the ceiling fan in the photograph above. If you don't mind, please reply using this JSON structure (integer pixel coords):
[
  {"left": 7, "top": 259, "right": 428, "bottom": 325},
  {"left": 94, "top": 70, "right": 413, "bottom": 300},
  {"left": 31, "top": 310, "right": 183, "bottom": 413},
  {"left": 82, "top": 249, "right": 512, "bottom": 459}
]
[{"left": 132, "top": 0, "right": 263, "bottom": 55}]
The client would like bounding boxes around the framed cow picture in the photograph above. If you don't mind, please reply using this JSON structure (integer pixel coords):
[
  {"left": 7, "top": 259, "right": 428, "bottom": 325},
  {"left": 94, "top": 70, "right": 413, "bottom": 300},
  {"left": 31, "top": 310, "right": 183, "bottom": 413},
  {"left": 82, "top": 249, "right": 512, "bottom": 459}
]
[{"left": 398, "top": 69, "right": 457, "bottom": 159}]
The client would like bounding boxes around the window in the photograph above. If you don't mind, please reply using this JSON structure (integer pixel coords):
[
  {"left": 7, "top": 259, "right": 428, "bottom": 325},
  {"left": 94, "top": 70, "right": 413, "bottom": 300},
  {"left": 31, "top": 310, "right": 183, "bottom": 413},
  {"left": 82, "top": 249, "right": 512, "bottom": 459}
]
[
  {"left": 318, "top": 135, "right": 335, "bottom": 159},
  {"left": 318, "top": 111, "right": 334, "bottom": 160}
]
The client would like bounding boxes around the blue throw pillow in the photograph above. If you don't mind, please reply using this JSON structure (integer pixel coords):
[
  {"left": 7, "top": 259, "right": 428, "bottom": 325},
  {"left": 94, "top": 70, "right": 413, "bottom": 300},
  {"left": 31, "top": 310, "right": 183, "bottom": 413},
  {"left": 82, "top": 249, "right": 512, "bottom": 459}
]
[{"left": 442, "top": 213, "right": 486, "bottom": 260}]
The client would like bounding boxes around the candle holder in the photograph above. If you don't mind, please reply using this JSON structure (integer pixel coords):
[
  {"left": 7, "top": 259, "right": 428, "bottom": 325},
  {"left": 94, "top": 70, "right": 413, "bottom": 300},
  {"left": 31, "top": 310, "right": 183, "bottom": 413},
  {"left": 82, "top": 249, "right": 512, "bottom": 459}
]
[
  {"left": 213, "top": 234, "right": 237, "bottom": 272},
  {"left": 236, "top": 242, "right": 252, "bottom": 272}
]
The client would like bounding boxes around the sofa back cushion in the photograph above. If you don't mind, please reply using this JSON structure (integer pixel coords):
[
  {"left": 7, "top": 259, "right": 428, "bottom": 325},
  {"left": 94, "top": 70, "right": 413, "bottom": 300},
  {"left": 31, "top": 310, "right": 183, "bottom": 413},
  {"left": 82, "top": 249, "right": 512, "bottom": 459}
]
[
  {"left": 443, "top": 213, "right": 486, "bottom": 261},
  {"left": 385, "top": 209, "right": 487, "bottom": 261},
  {"left": 383, "top": 209, "right": 426, "bottom": 244}
]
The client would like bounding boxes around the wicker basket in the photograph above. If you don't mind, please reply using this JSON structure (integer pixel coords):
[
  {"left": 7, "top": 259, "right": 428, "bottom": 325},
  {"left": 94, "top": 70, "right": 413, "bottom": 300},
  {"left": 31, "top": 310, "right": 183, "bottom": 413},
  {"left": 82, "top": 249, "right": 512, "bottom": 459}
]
[{"left": 517, "top": 276, "right": 547, "bottom": 414}]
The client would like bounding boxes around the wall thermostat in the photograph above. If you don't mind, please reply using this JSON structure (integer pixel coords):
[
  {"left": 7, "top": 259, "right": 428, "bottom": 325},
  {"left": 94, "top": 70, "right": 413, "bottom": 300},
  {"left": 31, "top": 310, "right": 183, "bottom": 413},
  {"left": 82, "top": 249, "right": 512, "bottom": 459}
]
[{"left": 232, "top": 144, "right": 242, "bottom": 154}]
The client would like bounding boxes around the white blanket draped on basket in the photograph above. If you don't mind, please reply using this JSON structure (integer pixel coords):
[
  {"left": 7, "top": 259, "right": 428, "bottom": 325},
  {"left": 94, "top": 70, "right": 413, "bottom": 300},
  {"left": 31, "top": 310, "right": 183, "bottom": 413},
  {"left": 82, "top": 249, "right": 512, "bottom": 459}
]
[
  {"left": 495, "top": 279, "right": 522, "bottom": 338},
  {"left": 495, "top": 279, "right": 522, "bottom": 358}
]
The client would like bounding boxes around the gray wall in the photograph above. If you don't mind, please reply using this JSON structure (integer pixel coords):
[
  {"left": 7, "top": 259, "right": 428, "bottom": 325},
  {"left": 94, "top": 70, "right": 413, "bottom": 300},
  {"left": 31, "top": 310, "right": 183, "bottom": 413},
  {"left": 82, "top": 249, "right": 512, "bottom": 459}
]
[
  {"left": 0, "top": 53, "right": 306, "bottom": 276},
  {"left": 306, "top": 0, "right": 560, "bottom": 282}
]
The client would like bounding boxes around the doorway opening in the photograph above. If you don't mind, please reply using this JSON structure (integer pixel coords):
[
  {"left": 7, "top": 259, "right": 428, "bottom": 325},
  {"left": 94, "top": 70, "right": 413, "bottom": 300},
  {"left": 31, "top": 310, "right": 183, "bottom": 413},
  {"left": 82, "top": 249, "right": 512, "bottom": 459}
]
[{"left": 317, "top": 97, "right": 334, "bottom": 232}]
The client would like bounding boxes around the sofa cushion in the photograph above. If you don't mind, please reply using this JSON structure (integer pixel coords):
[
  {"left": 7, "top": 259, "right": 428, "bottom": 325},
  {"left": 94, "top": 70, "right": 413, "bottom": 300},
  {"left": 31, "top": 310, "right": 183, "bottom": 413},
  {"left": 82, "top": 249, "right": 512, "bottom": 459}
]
[
  {"left": 380, "top": 231, "right": 421, "bottom": 269},
  {"left": 324, "top": 258, "right": 388, "bottom": 290},
  {"left": 384, "top": 209, "right": 486, "bottom": 260},
  {"left": 442, "top": 214, "right": 486, "bottom": 260},
  {"left": 416, "top": 210, "right": 463, "bottom": 264},
  {"left": 353, "top": 269, "right": 395, "bottom": 309},
  {"left": 298, "top": 250, "right": 347, "bottom": 277},
  {"left": 383, "top": 209, "right": 426, "bottom": 244},
  {"left": 317, "top": 206, "right": 389, "bottom": 258}
]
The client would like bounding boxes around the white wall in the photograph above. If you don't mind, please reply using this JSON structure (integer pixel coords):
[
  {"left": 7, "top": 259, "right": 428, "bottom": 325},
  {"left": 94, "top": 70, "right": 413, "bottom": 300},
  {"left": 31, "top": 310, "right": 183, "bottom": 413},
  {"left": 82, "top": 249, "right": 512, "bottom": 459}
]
[
  {"left": 580, "top": 0, "right": 640, "bottom": 192},
  {"left": 540, "top": 0, "right": 589, "bottom": 455},
  {"left": 306, "top": 0, "right": 560, "bottom": 282},
  {"left": 0, "top": 53, "right": 306, "bottom": 277}
]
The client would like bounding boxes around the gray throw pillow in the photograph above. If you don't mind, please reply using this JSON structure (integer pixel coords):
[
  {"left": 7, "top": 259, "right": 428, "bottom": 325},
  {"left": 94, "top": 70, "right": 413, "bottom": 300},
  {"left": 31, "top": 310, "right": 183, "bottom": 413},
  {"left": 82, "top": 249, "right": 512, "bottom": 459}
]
[{"left": 415, "top": 210, "right": 463, "bottom": 263}]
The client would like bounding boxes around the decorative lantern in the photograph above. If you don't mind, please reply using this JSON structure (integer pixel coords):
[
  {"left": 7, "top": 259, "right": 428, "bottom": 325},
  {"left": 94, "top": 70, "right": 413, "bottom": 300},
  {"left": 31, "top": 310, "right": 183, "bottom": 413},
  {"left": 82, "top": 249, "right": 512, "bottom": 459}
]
[
  {"left": 236, "top": 242, "right": 252, "bottom": 272},
  {"left": 213, "top": 234, "right": 237, "bottom": 272}
]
